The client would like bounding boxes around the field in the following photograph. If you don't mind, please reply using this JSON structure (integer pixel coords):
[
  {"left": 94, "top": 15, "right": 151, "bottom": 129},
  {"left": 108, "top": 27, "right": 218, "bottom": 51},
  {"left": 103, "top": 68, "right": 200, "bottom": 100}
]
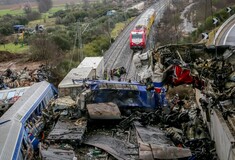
[
  {"left": 0, "top": 43, "right": 29, "bottom": 53},
  {"left": 0, "top": 9, "right": 24, "bottom": 16}
]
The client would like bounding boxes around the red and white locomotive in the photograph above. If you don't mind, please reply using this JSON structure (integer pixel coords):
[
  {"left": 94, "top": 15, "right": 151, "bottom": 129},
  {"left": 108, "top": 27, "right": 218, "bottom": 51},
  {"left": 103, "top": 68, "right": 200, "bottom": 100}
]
[{"left": 130, "top": 9, "right": 156, "bottom": 50}]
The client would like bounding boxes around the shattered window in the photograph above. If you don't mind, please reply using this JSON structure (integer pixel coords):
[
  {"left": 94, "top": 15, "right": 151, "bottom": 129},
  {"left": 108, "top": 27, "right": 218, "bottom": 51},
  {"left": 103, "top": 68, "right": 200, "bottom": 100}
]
[{"left": 7, "top": 91, "right": 15, "bottom": 99}]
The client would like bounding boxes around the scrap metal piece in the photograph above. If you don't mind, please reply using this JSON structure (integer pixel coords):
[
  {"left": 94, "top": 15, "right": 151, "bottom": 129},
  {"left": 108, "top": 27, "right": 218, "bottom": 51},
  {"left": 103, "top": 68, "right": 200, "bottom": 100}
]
[
  {"left": 118, "top": 112, "right": 140, "bottom": 130},
  {"left": 84, "top": 135, "right": 138, "bottom": 160},
  {"left": 40, "top": 144, "right": 75, "bottom": 160},
  {"left": 47, "top": 118, "right": 87, "bottom": 145},
  {"left": 134, "top": 122, "right": 173, "bottom": 146},
  {"left": 87, "top": 102, "right": 121, "bottom": 119},
  {"left": 134, "top": 122, "right": 191, "bottom": 159},
  {"left": 150, "top": 144, "right": 192, "bottom": 159}
]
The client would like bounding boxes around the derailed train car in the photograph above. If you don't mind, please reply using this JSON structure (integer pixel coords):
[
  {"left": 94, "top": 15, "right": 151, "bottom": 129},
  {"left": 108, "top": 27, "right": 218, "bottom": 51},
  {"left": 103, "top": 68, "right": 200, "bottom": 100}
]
[
  {"left": 0, "top": 81, "right": 57, "bottom": 160},
  {"left": 130, "top": 8, "right": 156, "bottom": 50}
]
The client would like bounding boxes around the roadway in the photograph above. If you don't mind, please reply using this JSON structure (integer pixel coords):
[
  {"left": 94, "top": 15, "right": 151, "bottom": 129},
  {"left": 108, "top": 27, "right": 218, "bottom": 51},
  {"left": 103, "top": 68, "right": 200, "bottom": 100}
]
[{"left": 214, "top": 15, "right": 235, "bottom": 45}]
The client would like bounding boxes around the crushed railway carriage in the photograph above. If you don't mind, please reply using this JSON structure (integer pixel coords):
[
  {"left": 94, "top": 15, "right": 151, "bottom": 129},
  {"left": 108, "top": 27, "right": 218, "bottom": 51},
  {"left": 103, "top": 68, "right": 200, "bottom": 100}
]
[
  {"left": 58, "top": 57, "right": 103, "bottom": 99},
  {"left": 0, "top": 86, "right": 30, "bottom": 116},
  {"left": 72, "top": 79, "right": 162, "bottom": 111},
  {"left": 130, "top": 8, "right": 156, "bottom": 50},
  {"left": 0, "top": 81, "right": 57, "bottom": 160}
]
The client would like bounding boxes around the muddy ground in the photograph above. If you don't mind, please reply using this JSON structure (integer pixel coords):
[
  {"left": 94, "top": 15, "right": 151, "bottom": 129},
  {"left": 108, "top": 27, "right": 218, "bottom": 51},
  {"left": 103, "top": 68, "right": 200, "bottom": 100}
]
[{"left": 0, "top": 51, "right": 42, "bottom": 72}]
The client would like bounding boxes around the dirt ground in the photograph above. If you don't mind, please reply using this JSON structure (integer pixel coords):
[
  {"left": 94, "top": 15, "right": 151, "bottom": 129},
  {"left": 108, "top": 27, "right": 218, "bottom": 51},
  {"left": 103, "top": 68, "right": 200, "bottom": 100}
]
[{"left": 0, "top": 51, "right": 43, "bottom": 73}]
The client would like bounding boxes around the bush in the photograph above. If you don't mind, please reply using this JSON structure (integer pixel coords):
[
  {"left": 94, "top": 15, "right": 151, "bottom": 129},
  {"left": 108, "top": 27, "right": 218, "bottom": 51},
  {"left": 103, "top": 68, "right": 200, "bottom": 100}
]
[
  {"left": 83, "top": 35, "right": 110, "bottom": 56},
  {"left": 29, "top": 34, "right": 60, "bottom": 61},
  {"left": 26, "top": 11, "right": 41, "bottom": 21},
  {"left": 0, "top": 23, "right": 14, "bottom": 35},
  {"left": 50, "top": 34, "right": 71, "bottom": 51},
  {"left": 61, "top": 14, "right": 76, "bottom": 25}
]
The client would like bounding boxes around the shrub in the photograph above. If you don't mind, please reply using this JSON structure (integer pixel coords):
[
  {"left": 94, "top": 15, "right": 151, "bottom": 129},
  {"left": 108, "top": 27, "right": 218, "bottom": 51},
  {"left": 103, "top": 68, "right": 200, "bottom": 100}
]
[
  {"left": 26, "top": 11, "right": 41, "bottom": 21},
  {"left": 50, "top": 34, "right": 71, "bottom": 51}
]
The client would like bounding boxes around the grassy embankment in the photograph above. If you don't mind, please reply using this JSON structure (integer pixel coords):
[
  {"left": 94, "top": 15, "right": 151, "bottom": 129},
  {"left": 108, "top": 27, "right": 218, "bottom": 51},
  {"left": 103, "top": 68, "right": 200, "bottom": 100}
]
[
  {"left": 0, "top": 43, "right": 29, "bottom": 53},
  {"left": 0, "top": 6, "right": 64, "bottom": 53}
]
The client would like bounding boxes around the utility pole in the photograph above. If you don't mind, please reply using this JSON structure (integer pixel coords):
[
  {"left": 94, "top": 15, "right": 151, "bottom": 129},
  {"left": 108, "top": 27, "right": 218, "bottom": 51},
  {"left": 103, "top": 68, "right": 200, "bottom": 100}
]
[
  {"left": 107, "top": 16, "right": 112, "bottom": 44},
  {"left": 78, "top": 20, "right": 83, "bottom": 61}
]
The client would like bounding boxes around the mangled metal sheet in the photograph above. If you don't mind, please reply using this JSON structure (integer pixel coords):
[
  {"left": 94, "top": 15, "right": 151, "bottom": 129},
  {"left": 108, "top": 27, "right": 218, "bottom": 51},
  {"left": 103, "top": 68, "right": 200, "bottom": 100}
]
[
  {"left": 134, "top": 122, "right": 173, "bottom": 145},
  {"left": 150, "top": 144, "right": 192, "bottom": 159},
  {"left": 87, "top": 102, "right": 121, "bottom": 119},
  {"left": 84, "top": 135, "right": 138, "bottom": 160},
  {"left": 134, "top": 122, "right": 191, "bottom": 159},
  {"left": 138, "top": 138, "right": 154, "bottom": 160},
  {"left": 47, "top": 118, "right": 87, "bottom": 143},
  {"left": 40, "top": 144, "right": 75, "bottom": 160}
]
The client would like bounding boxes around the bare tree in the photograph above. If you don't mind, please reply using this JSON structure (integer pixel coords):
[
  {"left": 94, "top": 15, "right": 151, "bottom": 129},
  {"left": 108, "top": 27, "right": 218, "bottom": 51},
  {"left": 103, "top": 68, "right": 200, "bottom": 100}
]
[
  {"left": 29, "top": 34, "right": 61, "bottom": 66},
  {"left": 23, "top": 3, "right": 32, "bottom": 14},
  {"left": 37, "top": 0, "right": 53, "bottom": 13},
  {"left": 83, "top": 0, "right": 90, "bottom": 11}
]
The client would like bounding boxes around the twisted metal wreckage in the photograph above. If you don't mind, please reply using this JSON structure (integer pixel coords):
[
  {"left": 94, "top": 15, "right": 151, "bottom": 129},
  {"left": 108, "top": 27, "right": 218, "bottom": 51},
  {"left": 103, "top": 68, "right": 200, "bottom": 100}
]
[
  {"left": 37, "top": 44, "right": 235, "bottom": 160},
  {"left": 4, "top": 44, "right": 234, "bottom": 159},
  {"left": 0, "top": 65, "right": 52, "bottom": 116},
  {"left": 150, "top": 44, "right": 235, "bottom": 112},
  {"left": 0, "top": 64, "right": 51, "bottom": 89}
]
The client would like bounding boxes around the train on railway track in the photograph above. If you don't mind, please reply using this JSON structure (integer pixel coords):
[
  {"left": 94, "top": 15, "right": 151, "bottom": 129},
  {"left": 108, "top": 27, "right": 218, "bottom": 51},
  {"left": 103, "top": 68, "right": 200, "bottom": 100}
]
[{"left": 130, "top": 8, "right": 156, "bottom": 50}]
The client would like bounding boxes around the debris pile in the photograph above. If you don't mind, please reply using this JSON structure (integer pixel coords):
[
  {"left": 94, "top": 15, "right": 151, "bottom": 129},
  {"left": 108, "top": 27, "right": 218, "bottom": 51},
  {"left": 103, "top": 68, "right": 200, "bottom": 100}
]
[
  {"left": 152, "top": 44, "right": 235, "bottom": 122},
  {"left": 0, "top": 64, "right": 52, "bottom": 89}
]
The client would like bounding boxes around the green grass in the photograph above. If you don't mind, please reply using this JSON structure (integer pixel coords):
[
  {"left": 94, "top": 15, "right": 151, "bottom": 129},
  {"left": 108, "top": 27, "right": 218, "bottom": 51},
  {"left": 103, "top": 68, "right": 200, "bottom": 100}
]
[
  {"left": 0, "top": 43, "right": 29, "bottom": 53},
  {"left": 48, "top": 6, "right": 65, "bottom": 14},
  {"left": 0, "top": 9, "right": 24, "bottom": 16},
  {"left": 0, "top": 5, "right": 64, "bottom": 17}
]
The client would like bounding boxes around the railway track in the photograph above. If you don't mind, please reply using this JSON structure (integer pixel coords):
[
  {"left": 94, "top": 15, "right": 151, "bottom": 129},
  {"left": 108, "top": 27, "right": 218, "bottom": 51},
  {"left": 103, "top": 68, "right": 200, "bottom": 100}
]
[
  {"left": 104, "top": 0, "right": 170, "bottom": 81},
  {"left": 103, "top": 17, "right": 138, "bottom": 70}
]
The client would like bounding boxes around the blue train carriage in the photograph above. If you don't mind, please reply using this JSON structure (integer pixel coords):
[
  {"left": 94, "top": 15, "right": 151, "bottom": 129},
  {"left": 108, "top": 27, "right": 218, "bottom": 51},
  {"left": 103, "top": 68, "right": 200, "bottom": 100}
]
[
  {"left": 0, "top": 81, "right": 57, "bottom": 160},
  {"left": 73, "top": 80, "right": 160, "bottom": 115}
]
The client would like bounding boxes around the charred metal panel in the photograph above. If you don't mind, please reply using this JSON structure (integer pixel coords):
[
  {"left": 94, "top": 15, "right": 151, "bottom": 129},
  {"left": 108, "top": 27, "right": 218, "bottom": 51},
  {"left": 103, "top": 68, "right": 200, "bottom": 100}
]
[
  {"left": 84, "top": 135, "right": 138, "bottom": 160},
  {"left": 40, "top": 145, "right": 75, "bottom": 160},
  {"left": 134, "top": 122, "right": 191, "bottom": 159},
  {"left": 47, "top": 118, "right": 87, "bottom": 144}
]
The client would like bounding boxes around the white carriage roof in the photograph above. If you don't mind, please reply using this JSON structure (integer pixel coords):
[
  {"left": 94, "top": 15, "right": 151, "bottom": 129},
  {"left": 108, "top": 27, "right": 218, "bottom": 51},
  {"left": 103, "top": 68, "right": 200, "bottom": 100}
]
[
  {"left": 77, "top": 57, "right": 103, "bottom": 69},
  {"left": 58, "top": 67, "right": 93, "bottom": 88},
  {"left": 59, "top": 57, "right": 103, "bottom": 88}
]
